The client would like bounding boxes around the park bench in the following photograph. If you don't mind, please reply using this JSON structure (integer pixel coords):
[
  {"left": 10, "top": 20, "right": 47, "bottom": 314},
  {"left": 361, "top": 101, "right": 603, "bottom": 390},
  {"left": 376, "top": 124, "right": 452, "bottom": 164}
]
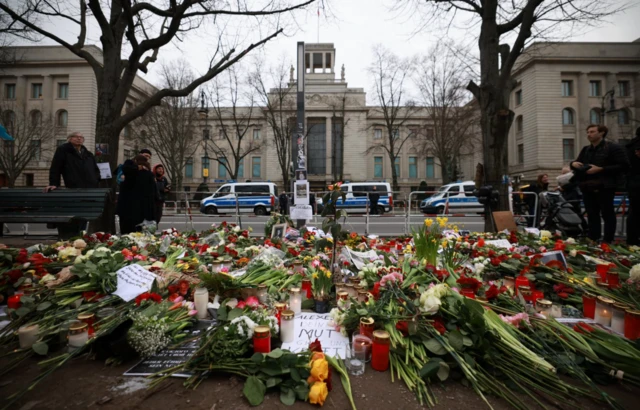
[{"left": 0, "top": 188, "right": 111, "bottom": 238}]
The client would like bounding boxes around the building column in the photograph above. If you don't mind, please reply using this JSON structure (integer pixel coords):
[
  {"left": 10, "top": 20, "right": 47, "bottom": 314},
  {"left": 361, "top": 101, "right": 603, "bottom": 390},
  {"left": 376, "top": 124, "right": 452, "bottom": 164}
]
[
  {"left": 325, "top": 116, "right": 332, "bottom": 180},
  {"left": 15, "top": 75, "right": 26, "bottom": 105},
  {"left": 577, "top": 72, "right": 590, "bottom": 148},
  {"left": 42, "top": 75, "right": 53, "bottom": 114}
]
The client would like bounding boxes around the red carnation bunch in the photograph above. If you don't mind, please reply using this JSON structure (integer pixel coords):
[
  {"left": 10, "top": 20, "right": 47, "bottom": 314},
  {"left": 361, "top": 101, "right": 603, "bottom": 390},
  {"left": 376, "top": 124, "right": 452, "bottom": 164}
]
[
  {"left": 135, "top": 292, "right": 162, "bottom": 306},
  {"left": 457, "top": 276, "right": 482, "bottom": 292}
]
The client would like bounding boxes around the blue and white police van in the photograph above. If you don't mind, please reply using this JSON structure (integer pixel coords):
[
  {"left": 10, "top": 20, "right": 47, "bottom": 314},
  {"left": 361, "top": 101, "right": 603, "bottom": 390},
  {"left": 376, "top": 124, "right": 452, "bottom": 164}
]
[
  {"left": 316, "top": 182, "right": 393, "bottom": 214},
  {"left": 420, "top": 181, "right": 483, "bottom": 214},
  {"left": 200, "top": 182, "right": 277, "bottom": 216}
]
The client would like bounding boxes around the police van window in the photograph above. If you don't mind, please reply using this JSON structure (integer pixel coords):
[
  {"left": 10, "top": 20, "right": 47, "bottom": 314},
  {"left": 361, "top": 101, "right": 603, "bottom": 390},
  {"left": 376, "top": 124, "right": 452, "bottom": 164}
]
[
  {"left": 340, "top": 185, "right": 348, "bottom": 193},
  {"left": 254, "top": 185, "right": 269, "bottom": 194},
  {"left": 235, "top": 185, "right": 253, "bottom": 196},
  {"left": 463, "top": 185, "right": 475, "bottom": 197},
  {"left": 353, "top": 186, "right": 367, "bottom": 197},
  {"left": 214, "top": 186, "right": 231, "bottom": 197},
  {"left": 375, "top": 185, "right": 388, "bottom": 194}
]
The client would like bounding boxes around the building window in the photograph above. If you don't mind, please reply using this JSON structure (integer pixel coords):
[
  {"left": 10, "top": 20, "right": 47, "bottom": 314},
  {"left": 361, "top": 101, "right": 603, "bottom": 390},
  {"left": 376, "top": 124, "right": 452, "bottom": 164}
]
[
  {"left": 408, "top": 126, "right": 419, "bottom": 138},
  {"left": 516, "top": 115, "right": 523, "bottom": 133},
  {"left": 426, "top": 157, "right": 435, "bottom": 179},
  {"left": 185, "top": 158, "right": 193, "bottom": 178},
  {"left": 517, "top": 144, "right": 524, "bottom": 164},
  {"left": 589, "top": 81, "right": 601, "bottom": 97},
  {"left": 252, "top": 157, "right": 261, "bottom": 178},
  {"left": 618, "top": 109, "right": 630, "bottom": 125},
  {"left": 392, "top": 128, "right": 400, "bottom": 140},
  {"left": 590, "top": 108, "right": 601, "bottom": 124},
  {"left": 31, "top": 83, "right": 43, "bottom": 99},
  {"left": 408, "top": 156, "right": 417, "bottom": 178},
  {"left": 374, "top": 128, "right": 382, "bottom": 139},
  {"left": 562, "top": 139, "right": 575, "bottom": 161},
  {"left": 562, "top": 108, "right": 574, "bottom": 125},
  {"left": 218, "top": 157, "right": 227, "bottom": 178},
  {"left": 58, "top": 83, "right": 69, "bottom": 99},
  {"left": 253, "top": 128, "right": 261, "bottom": 140},
  {"left": 218, "top": 128, "right": 225, "bottom": 140},
  {"left": 124, "top": 149, "right": 131, "bottom": 159},
  {"left": 425, "top": 128, "right": 434, "bottom": 139},
  {"left": 31, "top": 140, "right": 41, "bottom": 161},
  {"left": 618, "top": 81, "right": 631, "bottom": 97},
  {"left": 238, "top": 160, "right": 244, "bottom": 178},
  {"left": 202, "top": 128, "right": 210, "bottom": 140},
  {"left": 394, "top": 157, "right": 400, "bottom": 177},
  {"left": 561, "top": 80, "right": 573, "bottom": 97},
  {"left": 57, "top": 110, "right": 68, "bottom": 127},
  {"left": 57, "top": 139, "right": 66, "bottom": 147},
  {"left": 374, "top": 156, "right": 383, "bottom": 178},
  {"left": 25, "top": 173, "right": 34, "bottom": 187},
  {"left": 30, "top": 110, "right": 42, "bottom": 127},
  {"left": 123, "top": 126, "right": 131, "bottom": 138},
  {"left": 2, "top": 110, "right": 15, "bottom": 132},
  {"left": 515, "top": 90, "right": 522, "bottom": 105},
  {"left": 5, "top": 84, "right": 16, "bottom": 99}
]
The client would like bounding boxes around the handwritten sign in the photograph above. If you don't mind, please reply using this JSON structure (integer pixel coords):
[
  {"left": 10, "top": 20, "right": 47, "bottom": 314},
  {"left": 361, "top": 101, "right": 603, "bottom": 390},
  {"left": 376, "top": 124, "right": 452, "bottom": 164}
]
[
  {"left": 97, "top": 163, "right": 112, "bottom": 179},
  {"left": 290, "top": 205, "right": 313, "bottom": 221},
  {"left": 341, "top": 247, "right": 378, "bottom": 270},
  {"left": 485, "top": 239, "right": 513, "bottom": 250},
  {"left": 281, "top": 313, "right": 349, "bottom": 358},
  {"left": 113, "top": 264, "right": 157, "bottom": 302}
]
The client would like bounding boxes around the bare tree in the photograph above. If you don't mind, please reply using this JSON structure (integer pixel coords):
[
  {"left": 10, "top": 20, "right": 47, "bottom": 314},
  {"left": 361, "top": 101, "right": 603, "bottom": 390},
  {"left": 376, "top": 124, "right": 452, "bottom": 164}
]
[
  {"left": 393, "top": 0, "right": 625, "bottom": 230},
  {"left": 321, "top": 90, "right": 353, "bottom": 182},
  {"left": 207, "top": 65, "right": 262, "bottom": 181},
  {"left": 0, "top": 102, "right": 55, "bottom": 187},
  {"left": 0, "top": 0, "right": 318, "bottom": 228},
  {"left": 367, "top": 45, "right": 419, "bottom": 192},
  {"left": 250, "top": 60, "right": 296, "bottom": 190},
  {"left": 415, "top": 44, "right": 478, "bottom": 184},
  {"left": 134, "top": 61, "right": 200, "bottom": 192}
]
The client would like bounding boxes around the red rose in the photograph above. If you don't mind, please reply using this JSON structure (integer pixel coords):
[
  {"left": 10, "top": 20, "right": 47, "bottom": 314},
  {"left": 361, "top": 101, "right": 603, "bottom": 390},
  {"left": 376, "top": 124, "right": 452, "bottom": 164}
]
[
  {"left": 372, "top": 282, "right": 381, "bottom": 300},
  {"left": 477, "top": 238, "right": 485, "bottom": 247},
  {"left": 485, "top": 285, "right": 499, "bottom": 300},
  {"left": 395, "top": 321, "right": 409, "bottom": 336},
  {"left": 309, "top": 338, "right": 323, "bottom": 353},
  {"left": 557, "top": 292, "right": 569, "bottom": 299},
  {"left": 490, "top": 258, "right": 501, "bottom": 266},
  {"left": 432, "top": 317, "right": 446, "bottom": 335},
  {"left": 16, "top": 249, "right": 28, "bottom": 264},
  {"left": 512, "top": 253, "right": 522, "bottom": 259}
]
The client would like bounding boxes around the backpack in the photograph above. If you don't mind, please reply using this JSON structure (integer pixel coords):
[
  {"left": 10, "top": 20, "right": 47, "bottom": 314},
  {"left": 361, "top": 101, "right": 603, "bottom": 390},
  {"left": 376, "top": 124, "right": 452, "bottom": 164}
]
[{"left": 116, "top": 164, "right": 124, "bottom": 185}]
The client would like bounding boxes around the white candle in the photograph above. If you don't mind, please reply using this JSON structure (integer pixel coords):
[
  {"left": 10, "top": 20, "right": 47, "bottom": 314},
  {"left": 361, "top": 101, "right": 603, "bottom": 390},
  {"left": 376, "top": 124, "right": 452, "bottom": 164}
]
[
  {"left": 289, "top": 288, "right": 302, "bottom": 315},
  {"left": 68, "top": 322, "right": 89, "bottom": 349},
  {"left": 194, "top": 287, "right": 209, "bottom": 320},
  {"left": 18, "top": 324, "right": 39, "bottom": 349},
  {"left": 594, "top": 296, "right": 614, "bottom": 327},
  {"left": 280, "top": 310, "right": 295, "bottom": 342},
  {"left": 611, "top": 305, "right": 626, "bottom": 334},
  {"left": 551, "top": 304, "right": 563, "bottom": 319},
  {"left": 257, "top": 285, "right": 268, "bottom": 304}
]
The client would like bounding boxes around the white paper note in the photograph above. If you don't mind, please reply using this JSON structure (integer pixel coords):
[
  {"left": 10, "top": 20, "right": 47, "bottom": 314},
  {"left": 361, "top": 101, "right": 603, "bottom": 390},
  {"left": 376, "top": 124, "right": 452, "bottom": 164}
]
[{"left": 113, "top": 264, "right": 157, "bottom": 302}]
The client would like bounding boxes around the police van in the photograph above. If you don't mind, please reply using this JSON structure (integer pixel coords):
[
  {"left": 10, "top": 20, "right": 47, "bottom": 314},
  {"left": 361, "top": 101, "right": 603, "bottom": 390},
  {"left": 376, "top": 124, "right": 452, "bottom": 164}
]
[
  {"left": 317, "top": 182, "right": 393, "bottom": 214},
  {"left": 200, "top": 182, "right": 277, "bottom": 216},
  {"left": 420, "top": 181, "right": 483, "bottom": 214}
]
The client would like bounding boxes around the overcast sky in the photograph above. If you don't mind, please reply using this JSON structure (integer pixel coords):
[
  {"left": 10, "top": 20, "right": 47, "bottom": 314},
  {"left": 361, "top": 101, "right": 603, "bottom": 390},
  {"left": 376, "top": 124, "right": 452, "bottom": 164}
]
[{"left": 19, "top": 0, "right": 640, "bottom": 101}]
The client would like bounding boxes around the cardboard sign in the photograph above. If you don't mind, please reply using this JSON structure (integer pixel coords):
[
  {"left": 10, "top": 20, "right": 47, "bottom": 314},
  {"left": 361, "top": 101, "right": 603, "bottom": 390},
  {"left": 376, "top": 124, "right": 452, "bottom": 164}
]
[
  {"left": 290, "top": 204, "right": 313, "bottom": 221},
  {"left": 485, "top": 239, "right": 513, "bottom": 250},
  {"left": 97, "top": 163, "right": 112, "bottom": 179},
  {"left": 281, "top": 313, "right": 349, "bottom": 358},
  {"left": 124, "top": 321, "right": 214, "bottom": 377},
  {"left": 113, "top": 264, "right": 157, "bottom": 302},
  {"left": 492, "top": 211, "right": 517, "bottom": 232}
]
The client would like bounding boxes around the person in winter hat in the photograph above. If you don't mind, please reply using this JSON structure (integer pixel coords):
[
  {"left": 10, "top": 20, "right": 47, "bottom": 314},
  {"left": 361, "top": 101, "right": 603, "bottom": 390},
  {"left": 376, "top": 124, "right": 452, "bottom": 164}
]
[{"left": 153, "top": 164, "right": 170, "bottom": 224}]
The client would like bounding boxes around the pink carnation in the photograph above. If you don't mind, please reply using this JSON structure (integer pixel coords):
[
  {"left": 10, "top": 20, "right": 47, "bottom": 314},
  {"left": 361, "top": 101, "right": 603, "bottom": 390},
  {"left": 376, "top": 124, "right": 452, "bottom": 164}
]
[
  {"left": 380, "top": 272, "right": 403, "bottom": 288},
  {"left": 245, "top": 296, "right": 260, "bottom": 308},
  {"left": 236, "top": 300, "right": 247, "bottom": 309}
]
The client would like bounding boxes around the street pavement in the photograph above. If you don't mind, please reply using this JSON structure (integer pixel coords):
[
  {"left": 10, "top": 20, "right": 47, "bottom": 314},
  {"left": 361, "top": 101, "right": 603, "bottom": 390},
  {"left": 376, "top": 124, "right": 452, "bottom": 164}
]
[{"left": 3, "top": 212, "right": 627, "bottom": 238}]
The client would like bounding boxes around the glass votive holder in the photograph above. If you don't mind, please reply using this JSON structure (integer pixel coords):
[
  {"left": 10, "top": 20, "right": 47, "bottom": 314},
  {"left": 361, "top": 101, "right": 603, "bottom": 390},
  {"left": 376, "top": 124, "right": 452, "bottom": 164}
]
[
  {"left": 594, "top": 296, "right": 614, "bottom": 327},
  {"left": 582, "top": 293, "right": 596, "bottom": 319},
  {"left": 611, "top": 303, "right": 626, "bottom": 334}
]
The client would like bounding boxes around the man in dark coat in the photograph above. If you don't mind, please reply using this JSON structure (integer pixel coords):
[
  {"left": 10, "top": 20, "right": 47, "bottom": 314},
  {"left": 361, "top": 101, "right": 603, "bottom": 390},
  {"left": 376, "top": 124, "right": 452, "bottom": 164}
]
[
  {"left": 369, "top": 186, "right": 380, "bottom": 215},
  {"left": 45, "top": 132, "right": 100, "bottom": 191},
  {"left": 44, "top": 132, "right": 101, "bottom": 238},
  {"left": 571, "top": 124, "right": 629, "bottom": 243},
  {"left": 626, "top": 127, "right": 640, "bottom": 246},
  {"left": 117, "top": 155, "right": 156, "bottom": 234},
  {"left": 152, "top": 164, "right": 170, "bottom": 224}
]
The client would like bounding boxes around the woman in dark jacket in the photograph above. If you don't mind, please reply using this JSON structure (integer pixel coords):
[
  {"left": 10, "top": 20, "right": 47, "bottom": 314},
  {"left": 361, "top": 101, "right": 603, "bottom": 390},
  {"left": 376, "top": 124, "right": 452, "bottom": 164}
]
[
  {"left": 522, "top": 174, "right": 549, "bottom": 227},
  {"left": 117, "top": 155, "right": 157, "bottom": 234}
]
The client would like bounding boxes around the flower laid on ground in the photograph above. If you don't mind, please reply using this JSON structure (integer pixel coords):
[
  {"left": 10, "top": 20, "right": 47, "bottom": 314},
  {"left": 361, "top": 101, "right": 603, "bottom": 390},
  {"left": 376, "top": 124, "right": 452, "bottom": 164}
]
[
  {"left": 630, "top": 264, "right": 640, "bottom": 283},
  {"left": 307, "top": 342, "right": 330, "bottom": 406},
  {"left": 127, "top": 311, "right": 172, "bottom": 357}
]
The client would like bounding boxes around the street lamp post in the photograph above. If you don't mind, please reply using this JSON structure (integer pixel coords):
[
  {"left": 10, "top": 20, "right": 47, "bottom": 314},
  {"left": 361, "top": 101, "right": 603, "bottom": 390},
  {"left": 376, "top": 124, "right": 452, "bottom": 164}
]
[{"left": 198, "top": 89, "right": 210, "bottom": 186}]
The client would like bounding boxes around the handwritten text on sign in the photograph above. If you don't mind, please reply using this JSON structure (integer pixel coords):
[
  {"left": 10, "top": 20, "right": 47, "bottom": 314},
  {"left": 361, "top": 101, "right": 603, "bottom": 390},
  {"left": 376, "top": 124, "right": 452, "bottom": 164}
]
[
  {"left": 113, "top": 264, "right": 157, "bottom": 302},
  {"left": 281, "top": 313, "right": 349, "bottom": 359}
]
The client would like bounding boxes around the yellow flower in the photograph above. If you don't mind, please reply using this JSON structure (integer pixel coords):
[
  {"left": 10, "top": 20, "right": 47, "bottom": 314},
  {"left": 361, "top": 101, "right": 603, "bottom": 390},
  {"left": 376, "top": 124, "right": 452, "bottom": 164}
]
[
  {"left": 441, "top": 240, "right": 448, "bottom": 248},
  {"left": 424, "top": 219, "right": 433, "bottom": 228},
  {"left": 310, "top": 358, "right": 329, "bottom": 381},
  {"left": 312, "top": 272, "right": 319, "bottom": 279},
  {"left": 308, "top": 381, "right": 328, "bottom": 406},
  {"left": 453, "top": 225, "right": 459, "bottom": 233},
  {"left": 325, "top": 271, "right": 332, "bottom": 279},
  {"left": 431, "top": 239, "right": 437, "bottom": 244}
]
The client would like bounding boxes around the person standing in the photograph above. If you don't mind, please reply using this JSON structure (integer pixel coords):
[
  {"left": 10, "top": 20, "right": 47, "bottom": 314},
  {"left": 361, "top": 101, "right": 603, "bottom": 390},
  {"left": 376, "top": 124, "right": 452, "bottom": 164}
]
[
  {"left": 117, "top": 155, "right": 156, "bottom": 234},
  {"left": 369, "top": 186, "right": 380, "bottom": 215},
  {"left": 153, "top": 164, "right": 170, "bottom": 224},
  {"left": 44, "top": 132, "right": 101, "bottom": 238},
  {"left": 279, "top": 192, "right": 289, "bottom": 215},
  {"left": 571, "top": 124, "right": 629, "bottom": 243},
  {"left": 625, "top": 127, "right": 640, "bottom": 245},
  {"left": 522, "top": 174, "right": 548, "bottom": 227}
]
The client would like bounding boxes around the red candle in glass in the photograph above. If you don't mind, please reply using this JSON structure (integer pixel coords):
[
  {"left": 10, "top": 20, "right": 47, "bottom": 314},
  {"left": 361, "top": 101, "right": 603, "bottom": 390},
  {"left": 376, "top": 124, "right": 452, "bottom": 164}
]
[
  {"left": 582, "top": 293, "right": 596, "bottom": 319},
  {"left": 301, "top": 279, "right": 313, "bottom": 299},
  {"left": 78, "top": 312, "right": 96, "bottom": 337},
  {"left": 359, "top": 317, "right": 375, "bottom": 339},
  {"left": 371, "top": 330, "right": 390, "bottom": 372},
  {"left": 274, "top": 303, "right": 286, "bottom": 327},
  {"left": 460, "top": 288, "right": 476, "bottom": 299},
  {"left": 624, "top": 310, "right": 640, "bottom": 340},
  {"left": 607, "top": 271, "right": 620, "bottom": 289},
  {"left": 515, "top": 274, "right": 530, "bottom": 295},
  {"left": 595, "top": 264, "right": 610, "bottom": 282},
  {"left": 253, "top": 325, "right": 271, "bottom": 353},
  {"left": 7, "top": 294, "right": 22, "bottom": 310},
  {"left": 532, "top": 290, "right": 544, "bottom": 305}
]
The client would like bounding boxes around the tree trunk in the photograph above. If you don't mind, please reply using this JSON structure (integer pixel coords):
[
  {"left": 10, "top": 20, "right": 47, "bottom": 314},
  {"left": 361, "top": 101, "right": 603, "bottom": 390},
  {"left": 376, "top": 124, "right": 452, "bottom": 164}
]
[
  {"left": 440, "top": 161, "right": 451, "bottom": 185},
  {"left": 94, "top": 103, "right": 122, "bottom": 234}
]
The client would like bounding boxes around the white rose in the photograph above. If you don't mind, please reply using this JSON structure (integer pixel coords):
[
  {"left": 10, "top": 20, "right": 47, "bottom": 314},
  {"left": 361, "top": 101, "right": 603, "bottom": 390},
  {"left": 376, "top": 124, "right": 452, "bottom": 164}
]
[
  {"left": 569, "top": 249, "right": 577, "bottom": 257},
  {"left": 73, "top": 239, "right": 87, "bottom": 249},
  {"left": 474, "top": 263, "right": 485, "bottom": 274},
  {"left": 426, "top": 284, "right": 450, "bottom": 299},
  {"left": 420, "top": 294, "right": 442, "bottom": 316},
  {"left": 225, "top": 298, "right": 238, "bottom": 309},
  {"left": 630, "top": 264, "right": 640, "bottom": 283},
  {"left": 566, "top": 237, "right": 576, "bottom": 245},
  {"left": 233, "top": 225, "right": 241, "bottom": 233},
  {"left": 540, "top": 230, "right": 552, "bottom": 239}
]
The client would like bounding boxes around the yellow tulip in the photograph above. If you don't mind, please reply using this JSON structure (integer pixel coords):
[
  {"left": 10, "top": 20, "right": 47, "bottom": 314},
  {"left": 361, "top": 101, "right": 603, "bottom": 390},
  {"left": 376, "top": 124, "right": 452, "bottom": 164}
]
[
  {"left": 424, "top": 219, "right": 433, "bottom": 227},
  {"left": 325, "top": 271, "right": 332, "bottom": 278},
  {"left": 312, "top": 272, "right": 319, "bottom": 279},
  {"left": 308, "top": 381, "right": 328, "bottom": 406},
  {"left": 310, "top": 358, "right": 329, "bottom": 381}
]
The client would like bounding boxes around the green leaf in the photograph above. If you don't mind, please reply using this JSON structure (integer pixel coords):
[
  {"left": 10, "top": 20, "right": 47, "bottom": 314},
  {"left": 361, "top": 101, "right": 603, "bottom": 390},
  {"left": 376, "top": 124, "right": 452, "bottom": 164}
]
[
  {"left": 462, "top": 336, "right": 473, "bottom": 347},
  {"left": 294, "top": 383, "right": 310, "bottom": 401},
  {"left": 290, "top": 367, "right": 301, "bottom": 383},
  {"left": 448, "top": 330, "right": 464, "bottom": 351},
  {"left": 419, "top": 359, "right": 442, "bottom": 379},
  {"left": 267, "top": 349, "right": 284, "bottom": 359},
  {"left": 356, "top": 308, "right": 368, "bottom": 316},
  {"left": 243, "top": 376, "right": 266, "bottom": 406},
  {"left": 227, "top": 307, "right": 244, "bottom": 321},
  {"left": 36, "top": 301, "right": 52, "bottom": 311},
  {"left": 424, "top": 338, "right": 447, "bottom": 355},
  {"left": 32, "top": 341, "right": 48, "bottom": 356},
  {"left": 251, "top": 352, "right": 264, "bottom": 364},
  {"left": 266, "top": 377, "right": 281, "bottom": 388},
  {"left": 437, "top": 361, "right": 450, "bottom": 381},
  {"left": 463, "top": 298, "right": 485, "bottom": 317},
  {"left": 15, "top": 307, "right": 30, "bottom": 317},
  {"left": 280, "top": 388, "right": 296, "bottom": 406}
]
